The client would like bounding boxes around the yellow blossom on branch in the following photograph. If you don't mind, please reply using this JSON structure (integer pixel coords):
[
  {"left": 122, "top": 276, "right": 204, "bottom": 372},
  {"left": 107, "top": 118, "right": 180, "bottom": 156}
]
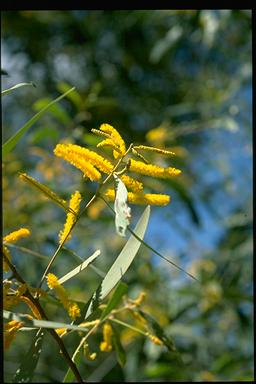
[
  {"left": 4, "top": 320, "right": 24, "bottom": 350},
  {"left": 4, "top": 228, "right": 30, "bottom": 243},
  {"left": 129, "top": 159, "right": 181, "bottom": 179},
  {"left": 46, "top": 273, "right": 80, "bottom": 321},
  {"left": 98, "top": 123, "right": 126, "bottom": 158},
  {"left": 133, "top": 145, "right": 176, "bottom": 156},
  {"left": 59, "top": 190, "right": 81, "bottom": 244},
  {"left": 145, "top": 332, "right": 163, "bottom": 346},
  {"left": 54, "top": 144, "right": 102, "bottom": 181},
  {"left": 97, "top": 138, "right": 123, "bottom": 155},
  {"left": 104, "top": 189, "right": 170, "bottom": 206},
  {"left": 120, "top": 175, "right": 144, "bottom": 193},
  {"left": 100, "top": 322, "right": 113, "bottom": 352},
  {"left": 3, "top": 228, "right": 31, "bottom": 273}
]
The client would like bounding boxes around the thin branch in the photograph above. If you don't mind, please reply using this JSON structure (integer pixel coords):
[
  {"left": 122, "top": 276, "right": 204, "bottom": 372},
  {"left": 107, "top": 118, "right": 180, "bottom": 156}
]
[{"left": 3, "top": 253, "right": 84, "bottom": 383}]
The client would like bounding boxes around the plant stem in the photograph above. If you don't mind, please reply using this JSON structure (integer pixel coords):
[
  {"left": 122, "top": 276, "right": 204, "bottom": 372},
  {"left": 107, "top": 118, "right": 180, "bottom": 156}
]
[{"left": 3, "top": 254, "right": 84, "bottom": 383}]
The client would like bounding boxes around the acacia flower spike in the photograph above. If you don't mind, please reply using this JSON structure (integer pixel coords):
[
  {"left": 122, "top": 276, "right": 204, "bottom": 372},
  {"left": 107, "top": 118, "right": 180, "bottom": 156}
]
[
  {"left": 104, "top": 189, "right": 170, "bottom": 206},
  {"left": 59, "top": 191, "right": 81, "bottom": 244},
  {"left": 98, "top": 123, "right": 126, "bottom": 158},
  {"left": 129, "top": 159, "right": 181, "bottom": 179},
  {"left": 4, "top": 228, "right": 30, "bottom": 244},
  {"left": 132, "top": 147, "right": 150, "bottom": 164},
  {"left": 54, "top": 144, "right": 102, "bottom": 181},
  {"left": 133, "top": 145, "right": 176, "bottom": 156},
  {"left": 97, "top": 138, "right": 123, "bottom": 155}
]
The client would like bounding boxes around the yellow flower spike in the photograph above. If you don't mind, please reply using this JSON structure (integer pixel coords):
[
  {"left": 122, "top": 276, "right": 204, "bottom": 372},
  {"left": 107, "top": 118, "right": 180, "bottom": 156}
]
[
  {"left": 46, "top": 273, "right": 80, "bottom": 320},
  {"left": 4, "top": 320, "right": 24, "bottom": 350},
  {"left": 104, "top": 189, "right": 170, "bottom": 206},
  {"left": 91, "top": 128, "right": 112, "bottom": 139},
  {"left": 67, "top": 302, "right": 81, "bottom": 321},
  {"left": 100, "top": 322, "right": 113, "bottom": 352},
  {"left": 87, "top": 199, "right": 106, "bottom": 220},
  {"left": 64, "top": 143, "right": 114, "bottom": 174},
  {"left": 129, "top": 310, "right": 147, "bottom": 324},
  {"left": 120, "top": 175, "right": 144, "bottom": 193},
  {"left": 59, "top": 190, "right": 81, "bottom": 244},
  {"left": 54, "top": 144, "right": 102, "bottom": 181},
  {"left": 99, "top": 123, "right": 126, "bottom": 158},
  {"left": 129, "top": 159, "right": 181, "bottom": 179},
  {"left": 146, "top": 124, "right": 169, "bottom": 145},
  {"left": 145, "top": 332, "right": 163, "bottom": 346},
  {"left": 4, "top": 228, "right": 30, "bottom": 243},
  {"left": 133, "top": 145, "right": 176, "bottom": 156},
  {"left": 130, "top": 292, "right": 147, "bottom": 307},
  {"left": 97, "top": 138, "right": 123, "bottom": 155},
  {"left": 46, "top": 273, "right": 59, "bottom": 289}
]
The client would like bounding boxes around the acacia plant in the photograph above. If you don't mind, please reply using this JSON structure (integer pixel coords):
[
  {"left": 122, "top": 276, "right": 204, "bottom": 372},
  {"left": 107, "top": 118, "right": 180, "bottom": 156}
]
[{"left": 3, "top": 85, "right": 195, "bottom": 382}]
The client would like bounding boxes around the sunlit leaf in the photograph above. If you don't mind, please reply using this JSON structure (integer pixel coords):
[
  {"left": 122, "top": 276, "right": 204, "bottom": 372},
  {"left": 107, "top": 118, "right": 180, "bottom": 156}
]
[
  {"left": 58, "top": 250, "right": 101, "bottom": 285},
  {"left": 84, "top": 206, "right": 150, "bottom": 319},
  {"left": 3, "top": 310, "right": 89, "bottom": 333},
  {"left": 1, "top": 81, "right": 36, "bottom": 96},
  {"left": 19, "top": 172, "right": 70, "bottom": 213}
]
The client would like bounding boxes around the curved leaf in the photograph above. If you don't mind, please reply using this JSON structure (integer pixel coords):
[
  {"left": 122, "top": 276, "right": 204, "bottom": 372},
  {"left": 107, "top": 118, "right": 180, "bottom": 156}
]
[
  {"left": 85, "top": 205, "right": 150, "bottom": 319},
  {"left": 1, "top": 81, "right": 36, "bottom": 97},
  {"left": 2, "top": 87, "right": 75, "bottom": 158}
]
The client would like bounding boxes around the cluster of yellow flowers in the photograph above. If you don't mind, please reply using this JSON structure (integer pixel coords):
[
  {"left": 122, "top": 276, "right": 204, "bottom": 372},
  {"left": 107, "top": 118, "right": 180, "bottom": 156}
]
[
  {"left": 58, "top": 190, "right": 81, "bottom": 244},
  {"left": 3, "top": 228, "right": 30, "bottom": 272},
  {"left": 53, "top": 123, "right": 181, "bottom": 208},
  {"left": 46, "top": 273, "right": 81, "bottom": 321},
  {"left": 3, "top": 123, "right": 177, "bottom": 355}
]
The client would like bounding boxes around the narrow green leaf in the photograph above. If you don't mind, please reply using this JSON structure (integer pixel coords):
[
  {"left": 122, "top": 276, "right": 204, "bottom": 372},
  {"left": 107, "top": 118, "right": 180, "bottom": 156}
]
[
  {"left": 33, "top": 97, "right": 71, "bottom": 125},
  {"left": 63, "top": 351, "right": 81, "bottom": 383},
  {"left": 19, "top": 172, "right": 70, "bottom": 213},
  {"left": 138, "top": 309, "right": 176, "bottom": 352},
  {"left": 1, "top": 81, "right": 36, "bottom": 96},
  {"left": 12, "top": 328, "right": 44, "bottom": 383},
  {"left": 63, "top": 246, "right": 106, "bottom": 278},
  {"left": 57, "top": 81, "right": 83, "bottom": 109},
  {"left": 85, "top": 206, "right": 150, "bottom": 319},
  {"left": 2, "top": 87, "right": 75, "bottom": 158},
  {"left": 58, "top": 250, "right": 101, "bottom": 285},
  {"left": 3, "top": 310, "right": 89, "bottom": 333},
  {"left": 100, "top": 282, "right": 128, "bottom": 320},
  {"left": 111, "top": 324, "right": 126, "bottom": 367}
]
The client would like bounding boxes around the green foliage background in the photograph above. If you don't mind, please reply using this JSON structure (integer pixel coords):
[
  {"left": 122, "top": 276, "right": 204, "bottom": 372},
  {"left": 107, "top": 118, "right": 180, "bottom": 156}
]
[{"left": 2, "top": 10, "right": 253, "bottom": 382}]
